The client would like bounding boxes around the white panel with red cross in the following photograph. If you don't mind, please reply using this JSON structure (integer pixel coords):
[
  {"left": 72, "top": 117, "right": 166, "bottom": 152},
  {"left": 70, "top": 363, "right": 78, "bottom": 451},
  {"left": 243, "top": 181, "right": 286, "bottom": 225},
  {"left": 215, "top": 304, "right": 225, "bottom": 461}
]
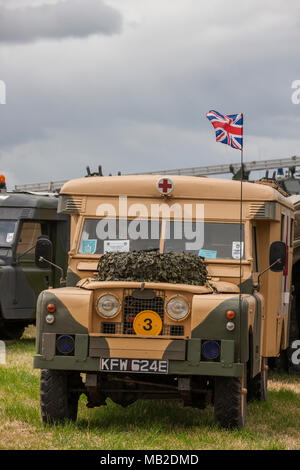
[{"left": 156, "top": 178, "right": 174, "bottom": 196}]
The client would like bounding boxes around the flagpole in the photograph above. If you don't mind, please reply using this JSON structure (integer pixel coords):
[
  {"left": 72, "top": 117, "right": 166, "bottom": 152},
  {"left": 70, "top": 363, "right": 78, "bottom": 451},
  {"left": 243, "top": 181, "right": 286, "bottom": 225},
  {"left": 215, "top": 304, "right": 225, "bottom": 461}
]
[{"left": 206, "top": 109, "right": 244, "bottom": 308}]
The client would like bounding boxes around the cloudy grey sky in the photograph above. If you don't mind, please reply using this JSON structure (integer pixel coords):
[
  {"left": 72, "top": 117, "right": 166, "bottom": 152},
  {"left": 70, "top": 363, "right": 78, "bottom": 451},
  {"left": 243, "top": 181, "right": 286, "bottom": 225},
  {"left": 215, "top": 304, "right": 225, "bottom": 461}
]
[{"left": 1, "top": 0, "right": 300, "bottom": 188}]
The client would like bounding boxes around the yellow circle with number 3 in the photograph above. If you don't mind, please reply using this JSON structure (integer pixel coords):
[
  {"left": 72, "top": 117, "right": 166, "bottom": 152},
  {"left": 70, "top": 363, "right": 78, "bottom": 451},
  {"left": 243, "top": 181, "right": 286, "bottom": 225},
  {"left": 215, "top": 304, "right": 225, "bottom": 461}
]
[{"left": 133, "top": 310, "right": 163, "bottom": 336}]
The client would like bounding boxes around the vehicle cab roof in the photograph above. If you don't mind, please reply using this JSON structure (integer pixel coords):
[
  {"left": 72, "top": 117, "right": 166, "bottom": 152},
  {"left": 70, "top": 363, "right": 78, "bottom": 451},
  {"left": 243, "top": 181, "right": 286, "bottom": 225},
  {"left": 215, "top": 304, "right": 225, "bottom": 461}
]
[
  {"left": 60, "top": 174, "right": 294, "bottom": 207},
  {"left": 0, "top": 191, "right": 58, "bottom": 209}
]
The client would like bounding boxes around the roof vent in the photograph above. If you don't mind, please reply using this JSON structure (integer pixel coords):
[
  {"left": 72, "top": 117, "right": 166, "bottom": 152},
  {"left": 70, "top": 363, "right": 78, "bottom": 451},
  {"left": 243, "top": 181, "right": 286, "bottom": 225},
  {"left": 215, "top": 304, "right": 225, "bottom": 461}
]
[
  {"left": 248, "top": 202, "right": 276, "bottom": 220},
  {"left": 58, "top": 195, "right": 86, "bottom": 214}
]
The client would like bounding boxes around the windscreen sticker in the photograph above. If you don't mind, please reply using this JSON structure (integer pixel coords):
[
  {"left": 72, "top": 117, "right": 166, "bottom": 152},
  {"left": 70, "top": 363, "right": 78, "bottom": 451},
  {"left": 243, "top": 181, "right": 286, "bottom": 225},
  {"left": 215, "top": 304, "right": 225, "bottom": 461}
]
[
  {"left": 81, "top": 239, "right": 97, "bottom": 255},
  {"left": 6, "top": 233, "right": 14, "bottom": 243},
  {"left": 198, "top": 249, "right": 217, "bottom": 259},
  {"left": 232, "top": 241, "right": 244, "bottom": 260},
  {"left": 104, "top": 240, "right": 130, "bottom": 253}
]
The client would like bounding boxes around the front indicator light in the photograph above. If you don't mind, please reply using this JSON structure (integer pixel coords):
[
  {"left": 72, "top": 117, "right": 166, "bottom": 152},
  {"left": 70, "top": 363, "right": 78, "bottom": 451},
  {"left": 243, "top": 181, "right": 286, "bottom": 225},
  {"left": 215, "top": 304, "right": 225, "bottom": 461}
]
[
  {"left": 166, "top": 297, "right": 189, "bottom": 321},
  {"left": 97, "top": 294, "right": 120, "bottom": 318},
  {"left": 45, "top": 314, "right": 55, "bottom": 324},
  {"left": 226, "top": 310, "right": 235, "bottom": 320},
  {"left": 226, "top": 321, "right": 235, "bottom": 331}
]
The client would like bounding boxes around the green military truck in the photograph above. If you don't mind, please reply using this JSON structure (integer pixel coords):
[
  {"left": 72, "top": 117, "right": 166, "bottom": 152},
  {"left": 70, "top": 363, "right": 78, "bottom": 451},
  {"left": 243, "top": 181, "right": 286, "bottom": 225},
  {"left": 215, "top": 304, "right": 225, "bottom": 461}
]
[{"left": 0, "top": 180, "right": 69, "bottom": 340}]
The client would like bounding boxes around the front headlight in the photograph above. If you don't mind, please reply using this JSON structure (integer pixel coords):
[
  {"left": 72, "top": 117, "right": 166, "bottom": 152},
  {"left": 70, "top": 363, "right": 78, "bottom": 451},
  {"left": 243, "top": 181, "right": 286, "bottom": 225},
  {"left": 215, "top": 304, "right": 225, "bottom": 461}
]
[
  {"left": 97, "top": 294, "right": 120, "bottom": 318},
  {"left": 166, "top": 297, "right": 189, "bottom": 321}
]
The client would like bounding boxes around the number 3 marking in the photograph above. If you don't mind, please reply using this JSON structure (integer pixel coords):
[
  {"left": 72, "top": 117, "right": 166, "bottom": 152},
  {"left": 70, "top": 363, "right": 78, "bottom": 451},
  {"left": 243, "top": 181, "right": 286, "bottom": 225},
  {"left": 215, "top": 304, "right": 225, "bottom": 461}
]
[{"left": 143, "top": 318, "right": 152, "bottom": 331}]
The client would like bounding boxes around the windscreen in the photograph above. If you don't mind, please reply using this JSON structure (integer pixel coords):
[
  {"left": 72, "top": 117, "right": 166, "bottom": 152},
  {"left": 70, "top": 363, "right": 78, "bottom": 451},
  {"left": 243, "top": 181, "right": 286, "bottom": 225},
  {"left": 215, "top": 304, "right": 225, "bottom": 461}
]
[
  {"left": 78, "top": 218, "right": 244, "bottom": 260},
  {"left": 164, "top": 221, "right": 244, "bottom": 259},
  {"left": 0, "top": 220, "right": 17, "bottom": 246},
  {"left": 78, "top": 219, "right": 161, "bottom": 254}
]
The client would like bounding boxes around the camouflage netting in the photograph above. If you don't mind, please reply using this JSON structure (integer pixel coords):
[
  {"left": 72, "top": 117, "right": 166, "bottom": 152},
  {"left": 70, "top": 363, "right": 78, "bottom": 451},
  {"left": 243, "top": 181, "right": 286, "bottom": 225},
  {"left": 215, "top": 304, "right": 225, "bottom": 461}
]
[{"left": 95, "top": 251, "right": 208, "bottom": 286}]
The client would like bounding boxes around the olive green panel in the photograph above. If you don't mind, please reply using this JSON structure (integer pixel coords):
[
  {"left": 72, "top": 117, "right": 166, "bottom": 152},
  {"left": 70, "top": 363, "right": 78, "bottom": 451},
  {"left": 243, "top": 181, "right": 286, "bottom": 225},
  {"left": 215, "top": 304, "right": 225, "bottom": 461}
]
[
  {"left": 35, "top": 290, "right": 88, "bottom": 354},
  {"left": 75, "top": 334, "right": 89, "bottom": 362},
  {"left": 191, "top": 297, "right": 249, "bottom": 364},
  {"left": 0, "top": 265, "right": 40, "bottom": 320},
  {"left": 239, "top": 277, "right": 255, "bottom": 294},
  {"left": 187, "top": 338, "right": 201, "bottom": 363},
  {"left": 34, "top": 354, "right": 97, "bottom": 370},
  {"left": 250, "top": 294, "right": 262, "bottom": 378},
  {"left": 220, "top": 340, "right": 235, "bottom": 368},
  {"left": 89, "top": 337, "right": 110, "bottom": 358},
  {"left": 0, "top": 192, "right": 57, "bottom": 211},
  {"left": 50, "top": 219, "right": 70, "bottom": 288},
  {"left": 42, "top": 333, "right": 56, "bottom": 361},
  {"left": 169, "top": 360, "right": 244, "bottom": 377},
  {"left": 33, "top": 353, "right": 245, "bottom": 377},
  {"left": 36, "top": 208, "right": 60, "bottom": 220},
  {"left": 187, "top": 339, "right": 235, "bottom": 368},
  {"left": 0, "top": 204, "right": 69, "bottom": 323},
  {"left": 162, "top": 340, "right": 186, "bottom": 360},
  {"left": 41, "top": 333, "right": 89, "bottom": 362},
  {"left": 239, "top": 298, "right": 249, "bottom": 363},
  {"left": 19, "top": 260, "right": 52, "bottom": 300}
]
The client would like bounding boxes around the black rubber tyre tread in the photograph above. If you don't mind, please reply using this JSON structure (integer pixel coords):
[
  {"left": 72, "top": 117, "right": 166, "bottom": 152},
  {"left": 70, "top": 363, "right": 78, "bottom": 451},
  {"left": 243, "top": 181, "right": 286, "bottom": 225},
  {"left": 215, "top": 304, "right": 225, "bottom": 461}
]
[
  {"left": 247, "top": 358, "right": 268, "bottom": 402},
  {"left": 214, "top": 370, "right": 246, "bottom": 429},
  {"left": 40, "top": 369, "right": 80, "bottom": 425}
]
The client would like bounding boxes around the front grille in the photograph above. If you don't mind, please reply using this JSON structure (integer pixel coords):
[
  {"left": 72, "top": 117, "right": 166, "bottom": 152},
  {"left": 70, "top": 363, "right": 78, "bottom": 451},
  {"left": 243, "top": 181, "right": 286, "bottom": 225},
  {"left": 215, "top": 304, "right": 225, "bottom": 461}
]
[
  {"left": 123, "top": 289, "right": 165, "bottom": 335},
  {"left": 101, "top": 322, "right": 184, "bottom": 337},
  {"left": 101, "top": 323, "right": 119, "bottom": 335},
  {"left": 100, "top": 289, "right": 185, "bottom": 337},
  {"left": 163, "top": 324, "right": 184, "bottom": 336}
]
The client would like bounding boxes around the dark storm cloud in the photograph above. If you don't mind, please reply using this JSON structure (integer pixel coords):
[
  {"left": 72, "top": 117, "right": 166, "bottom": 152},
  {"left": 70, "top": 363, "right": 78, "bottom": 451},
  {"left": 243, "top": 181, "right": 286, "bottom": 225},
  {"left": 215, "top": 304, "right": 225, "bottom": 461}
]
[
  {"left": 1, "top": 1, "right": 300, "bottom": 187},
  {"left": 0, "top": 0, "right": 122, "bottom": 43}
]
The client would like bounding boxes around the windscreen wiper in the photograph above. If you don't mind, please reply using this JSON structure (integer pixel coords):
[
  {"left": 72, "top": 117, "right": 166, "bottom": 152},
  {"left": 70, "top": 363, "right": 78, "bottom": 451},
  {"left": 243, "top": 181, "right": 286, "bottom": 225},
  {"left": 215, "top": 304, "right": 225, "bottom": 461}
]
[{"left": 137, "top": 247, "right": 160, "bottom": 252}]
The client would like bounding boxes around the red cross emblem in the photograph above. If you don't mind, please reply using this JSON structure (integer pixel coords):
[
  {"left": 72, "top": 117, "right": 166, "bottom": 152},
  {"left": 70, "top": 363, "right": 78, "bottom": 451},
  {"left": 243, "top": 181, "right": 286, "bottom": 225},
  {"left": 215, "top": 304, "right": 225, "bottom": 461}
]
[{"left": 156, "top": 177, "right": 174, "bottom": 195}]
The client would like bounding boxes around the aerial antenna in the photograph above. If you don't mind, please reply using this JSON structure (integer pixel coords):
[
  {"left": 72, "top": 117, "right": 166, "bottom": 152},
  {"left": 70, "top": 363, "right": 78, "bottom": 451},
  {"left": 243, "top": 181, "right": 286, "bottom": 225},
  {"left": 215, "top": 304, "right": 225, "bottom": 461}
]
[{"left": 85, "top": 165, "right": 103, "bottom": 177}]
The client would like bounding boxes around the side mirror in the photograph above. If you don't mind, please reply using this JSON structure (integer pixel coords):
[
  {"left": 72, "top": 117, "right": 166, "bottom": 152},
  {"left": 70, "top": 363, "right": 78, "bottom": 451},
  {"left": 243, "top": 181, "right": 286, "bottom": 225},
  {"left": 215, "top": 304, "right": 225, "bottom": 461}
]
[
  {"left": 35, "top": 236, "right": 53, "bottom": 269},
  {"left": 269, "top": 241, "right": 286, "bottom": 272}
]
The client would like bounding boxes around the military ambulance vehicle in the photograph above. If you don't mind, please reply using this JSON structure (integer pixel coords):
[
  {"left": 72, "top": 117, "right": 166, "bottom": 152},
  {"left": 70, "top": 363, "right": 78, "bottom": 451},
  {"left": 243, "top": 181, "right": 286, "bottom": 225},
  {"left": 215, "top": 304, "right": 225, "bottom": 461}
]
[
  {"left": 33, "top": 174, "right": 293, "bottom": 428},
  {"left": 0, "top": 176, "right": 69, "bottom": 340}
]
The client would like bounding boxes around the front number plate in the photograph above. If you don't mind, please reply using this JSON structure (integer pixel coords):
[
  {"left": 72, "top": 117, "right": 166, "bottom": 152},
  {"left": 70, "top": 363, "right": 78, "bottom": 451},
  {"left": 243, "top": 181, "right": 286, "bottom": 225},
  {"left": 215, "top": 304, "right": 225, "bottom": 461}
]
[{"left": 100, "top": 358, "right": 169, "bottom": 374}]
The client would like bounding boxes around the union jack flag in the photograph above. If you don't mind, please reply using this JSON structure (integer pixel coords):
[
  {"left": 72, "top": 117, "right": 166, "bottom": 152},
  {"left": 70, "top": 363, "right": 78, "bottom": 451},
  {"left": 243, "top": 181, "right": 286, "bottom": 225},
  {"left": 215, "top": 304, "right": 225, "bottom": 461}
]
[{"left": 206, "top": 110, "right": 243, "bottom": 150}]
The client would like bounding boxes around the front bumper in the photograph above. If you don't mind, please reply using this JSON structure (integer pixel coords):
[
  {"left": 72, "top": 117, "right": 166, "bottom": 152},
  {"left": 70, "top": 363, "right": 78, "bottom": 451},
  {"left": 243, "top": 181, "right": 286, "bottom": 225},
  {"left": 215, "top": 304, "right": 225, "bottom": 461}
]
[{"left": 34, "top": 333, "right": 244, "bottom": 377}]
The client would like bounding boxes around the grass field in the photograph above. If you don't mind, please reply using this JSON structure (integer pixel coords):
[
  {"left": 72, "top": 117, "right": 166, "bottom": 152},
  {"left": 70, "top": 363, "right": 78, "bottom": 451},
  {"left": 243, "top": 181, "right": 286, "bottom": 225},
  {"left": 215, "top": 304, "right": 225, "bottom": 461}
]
[{"left": 0, "top": 326, "right": 300, "bottom": 450}]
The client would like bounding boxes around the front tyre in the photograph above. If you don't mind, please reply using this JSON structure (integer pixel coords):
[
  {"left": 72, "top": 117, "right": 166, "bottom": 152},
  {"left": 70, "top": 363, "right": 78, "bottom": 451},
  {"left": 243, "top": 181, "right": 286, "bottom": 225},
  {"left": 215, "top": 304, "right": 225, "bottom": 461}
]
[
  {"left": 40, "top": 369, "right": 82, "bottom": 425},
  {"left": 214, "top": 367, "right": 247, "bottom": 429}
]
